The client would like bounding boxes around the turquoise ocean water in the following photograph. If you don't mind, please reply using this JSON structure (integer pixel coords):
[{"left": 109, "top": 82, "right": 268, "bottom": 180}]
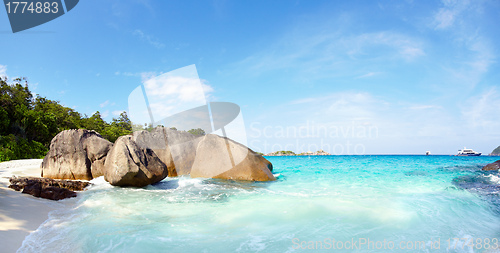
[{"left": 19, "top": 155, "right": 500, "bottom": 252}]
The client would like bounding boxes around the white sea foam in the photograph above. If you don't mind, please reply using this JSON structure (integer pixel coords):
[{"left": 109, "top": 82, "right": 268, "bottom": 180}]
[
  {"left": 236, "top": 235, "right": 267, "bottom": 252},
  {"left": 87, "top": 176, "right": 113, "bottom": 189},
  {"left": 176, "top": 177, "right": 204, "bottom": 188},
  {"left": 485, "top": 174, "right": 500, "bottom": 184},
  {"left": 15, "top": 156, "right": 500, "bottom": 252}
]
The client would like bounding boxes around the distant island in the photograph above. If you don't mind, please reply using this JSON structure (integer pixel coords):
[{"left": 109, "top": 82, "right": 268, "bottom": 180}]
[
  {"left": 264, "top": 150, "right": 331, "bottom": 156},
  {"left": 491, "top": 146, "right": 500, "bottom": 156}
]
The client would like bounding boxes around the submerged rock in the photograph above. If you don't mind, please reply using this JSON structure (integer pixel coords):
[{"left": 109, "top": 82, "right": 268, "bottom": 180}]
[
  {"left": 41, "top": 129, "right": 113, "bottom": 180},
  {"left": 190, "top": 134, "right": 275, "bottom": 181},
  {"left": 9, "top": 176, "right": 90, "bottom": 200},
  {"left": 482, "top": 160, "right": 500, "bottom": 171},
  {"left": 103, "top": 135, "right": 168, "bottom": 187}
]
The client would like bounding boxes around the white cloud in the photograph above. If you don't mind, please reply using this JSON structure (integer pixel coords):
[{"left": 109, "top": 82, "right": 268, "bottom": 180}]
[
  {"left": 348, "top": 32, "right": 425, "bottom": 60},
  {"left": 112, "top": 110, "right": 124, "bottom": 116},
  {"left": 408, "top": 105, "right": 442, "bottom": 110},
  {"left": 144, "top": 76, "right": 213, "bottom": 103},
  {"left": 356, "top": 72, "right": 382, "bottom": 79},
  {"left": 461, "top": 88, "right": 500, "bottom": 129},
  {"left": 0, "top": 65, "right": 7, "bottom": 77},
  {"left": 133, "top": 29, "right": 165, "bottom": 49},
  {"left": 467, "top": 38, "right": 495, "bottom": 75},
  {"left": 100, "top": 100, "right": 110, "bottom": 108},
  {"left": 433, "top": 0, "right": 470, "bottom": 30},
  {"left": 127, "top": 65, "right": 215, "bottom": 126},
  {"left": 434, "top": 9, "right": 456, "bottom": 29},
  {"left": 418, "top": 0, "right": 496, "bottom": 93},
  {"left": 238, "top": 30, "right": 425, "bottom": 79},
  {"left": 143, "top": 75, "right": 214, "bottom": 120},
  {"left": 101, "top": 110, "right": 109, "bottom": 118},
  {"left": 279, "top": 92, "right": 388, "bottom": 127}
]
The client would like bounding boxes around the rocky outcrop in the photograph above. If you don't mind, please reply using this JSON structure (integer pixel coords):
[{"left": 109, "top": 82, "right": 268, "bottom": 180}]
[
  {"left": 490, "top": 146, "right": 500, "bottom": 156},
  {"left": 482, "top": 160, "right": 500, "bottom": 171},
  {"left": 103, "top": 135, "right": 168, "bottom": 187},
  {"left": 9, "top": 176, "right": 90, "bottom": 200},
  {"left": 190, "top": 134, "right": 275, "bottom": 181},
  {"left": 42, "top": 127, "right": 275, "bottom": 186},
  {"left": 41, "top": 129, "right": 113, "bottom": 180},
  {"left": 132, "top": 127, "right": 200, "bottom": 177},
  {"left": 265, "top": 151, "right": 296, "bottom": 156},
  {"left": 162, "top": 128, "right": 201, "bottom": 176}
]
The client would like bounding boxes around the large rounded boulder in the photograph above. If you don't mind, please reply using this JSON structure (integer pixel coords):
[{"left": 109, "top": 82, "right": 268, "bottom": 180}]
[
  {"left": 41, "top": 129, "right": 113, "bottom": 180},
  {"left": 133, "top": 127, "right": 201, "bottom": 177},
  {"left": 103, "top": 135, "right": 168, "bottom": 187},
  {"left": 190, "top": 134, "right": 275, "bottom": 181}
]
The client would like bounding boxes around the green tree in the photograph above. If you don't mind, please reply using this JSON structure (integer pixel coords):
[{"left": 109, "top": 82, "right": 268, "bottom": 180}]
[
  {"left": 491, "top": 146, "right": 500, "bottom": 156},
  {"left": 188, "top": 128, "right": 206, "bottom": 136},
  {"left": 102, "top": 112, "right": 133, "bottom": 142},
  {"left": 0, "top": 76, "right": 140, "bottom": 161}
]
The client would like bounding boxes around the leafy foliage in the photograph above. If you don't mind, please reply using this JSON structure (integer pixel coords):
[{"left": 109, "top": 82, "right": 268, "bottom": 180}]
[
  {"left": 188, "top": 128, "right": 206, "bottom": 136},
  {"left": 276, "top": 150, "right": 295, "bottom": 155},
  {"left": 491, "top": 146, "right": 500, "bottom": 155},
  {"left": 0, "top": 77, "right": 133, "bottom": 161}
]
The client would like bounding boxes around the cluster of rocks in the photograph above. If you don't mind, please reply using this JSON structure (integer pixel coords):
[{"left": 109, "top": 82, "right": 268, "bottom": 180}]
[
  {"left": 265, "top": 150, "right": 331, "bottom": 156},
  {"left": 8, "top": 176, "right": 90, "bottom": 200},
  {"left": 40, "top": 128, "right": 275, "bottom": 188}
]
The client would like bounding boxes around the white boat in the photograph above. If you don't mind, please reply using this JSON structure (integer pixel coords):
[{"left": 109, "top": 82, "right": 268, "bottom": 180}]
[
  {"left": 425, "top": 151, "right": 431, "bottom": 155},
  {"left": 457, "top": 147, "right": 481, "bottom": 156}
]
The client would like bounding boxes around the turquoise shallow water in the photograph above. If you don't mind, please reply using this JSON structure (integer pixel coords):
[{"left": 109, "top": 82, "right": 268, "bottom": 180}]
[{"left": 19, "top": 155, "right": 500, "bottom": 252}]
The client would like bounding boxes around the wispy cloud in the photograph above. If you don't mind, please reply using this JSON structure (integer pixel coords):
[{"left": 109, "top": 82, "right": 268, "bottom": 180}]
[
  {"left": 111, "top": 0, "right": 155, "bottom": 18},
  {"left": 112, "top": 110, "right": 124, "bottom": 116},
  {"left": 432, "top": 0, "right": 470, "bottom": 30},
  {"left": 101, "top": 110, "right": 110, "bottom": 118},
  {"left": 100, "top": 100, "right": 110, "bottom": 108},
  {"left": 346, "top": 32, "right": 425, "bottom": 60},
  {"left": 408, "top": 105, "right": 442, "bottom": 110},
  {"left": 429, "top": 0, "right": 496, "bottom": 89},
  {"left": 0, "top": 65, "right": 7, "bottom": 78},
  {"left": 355, "top": 72, "right": 382, "bottom": 79},
  {"left": 461, "top": 87, "right": 500, "bottom": 130},
  {"left": 237, "top": 28, "right": 425, "bottom": 80},
  {"left": 133, "top": 29, "right": 165, "bottom": 49}
]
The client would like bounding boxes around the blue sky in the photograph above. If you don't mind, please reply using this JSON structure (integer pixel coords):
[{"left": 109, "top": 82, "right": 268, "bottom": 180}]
[{"left": 1, "top": 0, "right": 500, "bottom": 154}]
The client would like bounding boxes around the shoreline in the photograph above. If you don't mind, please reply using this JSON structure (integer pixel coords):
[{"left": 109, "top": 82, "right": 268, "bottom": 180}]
[
  {"left": 263, "top": 154, "right": 495, "bottom": 157},
  {"left": 0, "top": 159, "right": 70, "bottom": 253}
]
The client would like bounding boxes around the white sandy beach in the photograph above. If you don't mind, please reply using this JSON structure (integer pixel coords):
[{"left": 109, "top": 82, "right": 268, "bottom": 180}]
[{"left": 0, "top": 159, "right": 72, "bottom": 253}]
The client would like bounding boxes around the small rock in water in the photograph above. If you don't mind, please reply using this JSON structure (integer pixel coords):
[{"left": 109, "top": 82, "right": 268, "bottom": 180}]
[{"left": 482, "top": 160, "right": 500, "bottom": 171}]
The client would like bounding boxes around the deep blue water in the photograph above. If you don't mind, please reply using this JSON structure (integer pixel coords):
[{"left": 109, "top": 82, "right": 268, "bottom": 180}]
[{"left": 19, "top": 155, "right": 500, "bottom": 252}]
